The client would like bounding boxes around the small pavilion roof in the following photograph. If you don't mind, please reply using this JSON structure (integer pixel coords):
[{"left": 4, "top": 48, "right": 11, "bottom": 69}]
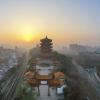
[{"left": 54, "top": 72, "right": 65, "bottom": 78}]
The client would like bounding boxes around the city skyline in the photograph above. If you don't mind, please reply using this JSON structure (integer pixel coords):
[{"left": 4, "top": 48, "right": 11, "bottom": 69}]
[{"left": 0, "top": 0, "right": 100, "bottom": 47}]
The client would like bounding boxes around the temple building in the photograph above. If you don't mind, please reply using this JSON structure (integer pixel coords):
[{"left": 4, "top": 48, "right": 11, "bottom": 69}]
[{"left": 40, "top": 36, "right": 53, "bottom": 59}]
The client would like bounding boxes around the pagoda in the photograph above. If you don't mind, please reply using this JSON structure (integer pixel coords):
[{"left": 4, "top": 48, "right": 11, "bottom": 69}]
[{"left": 40, "top": 36, "right": 53, "bottom": 59}]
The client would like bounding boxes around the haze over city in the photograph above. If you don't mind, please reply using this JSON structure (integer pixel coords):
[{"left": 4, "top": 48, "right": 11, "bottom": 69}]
[
  {"left": 0, "top": 0, "right": 100, "bottom": 47},
  {"left": 1, "top": 1, "right": 100, "bottom": 100}
]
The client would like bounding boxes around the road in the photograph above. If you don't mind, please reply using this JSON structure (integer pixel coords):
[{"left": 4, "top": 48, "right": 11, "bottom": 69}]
[
  {"left": 72, "top": 60, "right": 100, "bottom": 83},
  {"left": 87, "top": 68, "right": 100, "bottom": 92},
  {"left": 72, "top": 60, "right": 100, "bottom": 98},
  {"left": 36, "top": 64, "right": 58, "bottom": 100},
  {"left": 37, "top": 85, "right": 58, "bottom": 100}
]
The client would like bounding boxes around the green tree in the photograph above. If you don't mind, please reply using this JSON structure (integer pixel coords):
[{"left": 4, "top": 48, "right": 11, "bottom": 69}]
[{"left": 15, "top": 81, "right": 37, "bottom": 100}]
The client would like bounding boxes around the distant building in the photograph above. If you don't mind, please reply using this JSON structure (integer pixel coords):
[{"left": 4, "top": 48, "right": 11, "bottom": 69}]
[
  {"left": 69, "top": 44, "right": 95, "bottom": 55},
  {"left": 0, "top": 47, "right": 23, "bottom": 80},
  {"left": 95, "top": 48, "right": 100, "bottom": 54}
]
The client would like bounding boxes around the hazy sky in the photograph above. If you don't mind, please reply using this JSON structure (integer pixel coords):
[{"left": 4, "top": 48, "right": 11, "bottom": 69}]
[{"left": 0, "top": 0, "right": 100, "bottom": 47}]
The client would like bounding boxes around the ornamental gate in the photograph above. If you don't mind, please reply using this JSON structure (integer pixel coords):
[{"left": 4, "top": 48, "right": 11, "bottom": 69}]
[{"left": 27, "top": 73, "right": 61, "bottom": 96}]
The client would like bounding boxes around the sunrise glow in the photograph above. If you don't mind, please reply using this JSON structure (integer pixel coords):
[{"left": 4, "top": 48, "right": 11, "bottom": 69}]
[
  {"left": 19, "top": 25, "right": 37, "bottom": 43},
  {"left": 23, "top": 33, "right": 33, "bottom": 42},
  {"left": 0, "top": 0, "right": 100, "bottom": 47}
]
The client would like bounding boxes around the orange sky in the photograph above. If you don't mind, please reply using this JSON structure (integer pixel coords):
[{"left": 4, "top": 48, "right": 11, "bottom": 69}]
[{"left": 0, "top": 0, "right": 100, "bottom": 48}]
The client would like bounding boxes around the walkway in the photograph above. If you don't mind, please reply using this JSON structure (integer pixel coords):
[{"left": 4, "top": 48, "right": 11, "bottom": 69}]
[{"left": 37, "top": 85, "right": 57, "bottom": 100}]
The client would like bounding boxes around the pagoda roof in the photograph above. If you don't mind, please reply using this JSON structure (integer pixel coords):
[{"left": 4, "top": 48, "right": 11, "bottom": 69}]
[{"left": 40, "top": 36, "right": 52, "bottom": 42}]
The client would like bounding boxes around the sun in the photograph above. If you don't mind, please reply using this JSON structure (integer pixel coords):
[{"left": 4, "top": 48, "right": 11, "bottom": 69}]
[
  {"left": 20, "top": 27, "right": 35, "bottom": 43},
  {"left": 23, "top": 33, "right": 33, "bottom": 42}
]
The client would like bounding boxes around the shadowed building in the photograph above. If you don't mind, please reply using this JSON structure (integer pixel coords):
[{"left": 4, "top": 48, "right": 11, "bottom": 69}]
[{"left": 40, "top": 36, "right": 53, "bottom": 59}]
